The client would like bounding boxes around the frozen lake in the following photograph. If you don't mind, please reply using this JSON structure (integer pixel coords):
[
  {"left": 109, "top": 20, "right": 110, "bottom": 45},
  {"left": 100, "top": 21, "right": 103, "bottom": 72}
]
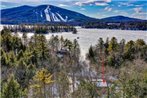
[
  {"left": 45, "top": 28, "right": 147, "bottom": 59},
  {"left": 0, "top": 25, "right": 147, "bottom": 59}
]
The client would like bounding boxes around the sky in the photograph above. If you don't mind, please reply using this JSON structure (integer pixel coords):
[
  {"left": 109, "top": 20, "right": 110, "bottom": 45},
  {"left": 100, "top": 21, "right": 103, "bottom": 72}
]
[{"left": 1, "top": 0, "right": 147, "bottom": 19}]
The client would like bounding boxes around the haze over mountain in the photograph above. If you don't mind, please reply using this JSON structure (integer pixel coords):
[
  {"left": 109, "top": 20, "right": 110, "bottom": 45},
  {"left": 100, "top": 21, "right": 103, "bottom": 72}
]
[{"left": 1, "top": 5, "right": 145, "bottom": 24}]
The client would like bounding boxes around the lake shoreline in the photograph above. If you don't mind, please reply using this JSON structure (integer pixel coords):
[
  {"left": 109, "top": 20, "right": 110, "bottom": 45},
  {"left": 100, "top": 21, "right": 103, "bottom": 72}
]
[{"left": 1, "top": 26, "right": 146, "bottom": 60}]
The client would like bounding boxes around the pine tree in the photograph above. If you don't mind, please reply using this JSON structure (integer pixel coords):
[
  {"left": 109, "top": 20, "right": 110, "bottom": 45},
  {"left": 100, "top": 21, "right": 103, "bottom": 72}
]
[
  {"left": 97, "top": 38, "right": 104, "bottom": 51},
  {"left": 2, "top": 75, "right": 21, "bottom": 98},
  {"left": 108, "top": 37, "right": 119, "bottom": 53},
  {"left": 104, "top": 37, "right": 109, "bottom": 55},
  {"left": 125, "top": 40, "right": 135, "bottom": 52},
  {"left": 135, "top": 39, "right": 146, "bottom": 47},
  {"left": 72, "top": 28, "right": 77, "bottom": 34},
  {"left": 119, "top": 39, "right": 125, "bottom": 53},
  {"left": 88, "top": 45, "right": 96, "bottom": 63},
  {"left": 31, "top": 68, "right": 53, "bottom": 98}
]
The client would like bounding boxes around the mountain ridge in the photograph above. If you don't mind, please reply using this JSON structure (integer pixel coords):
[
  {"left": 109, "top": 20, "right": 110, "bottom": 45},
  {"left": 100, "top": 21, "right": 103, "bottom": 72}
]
[
  {"left": 1, "top": 5, "right": 145, "bottom": 24},
  {"left": 101, "top": 15, "right": 145, "bottom": 22},
  {"left": 1, "top": 5, "right": 97, "bottom": 24}
]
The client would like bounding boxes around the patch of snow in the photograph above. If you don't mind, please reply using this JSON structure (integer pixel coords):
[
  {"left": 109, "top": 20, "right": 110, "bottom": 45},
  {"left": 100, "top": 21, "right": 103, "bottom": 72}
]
[
  {"left": 68, "top": 19, "right": 74, "bottom": 22},
  {"left": 109, "top": 76, "right": 117, "bottom": 81},
  {"left": 56, "top": 13, "right": 67, "bottom": 22},
  {"left": 44, "top": 6, "right": 51, "bottom": 21},
  {"left": 96, "top": 79, "right": 107, "bottom": 87},
  {"left": 65, "top": 16, "right": 68, "bottom": 21},
  {"left": 51, "top": 12, "right": 60, "bottom": 22},
  {"left": 0, "top": 25, "right": 3, "bottom": 31},
  {"left": 40, "top": 12, "right": 43, "bottom": 18}
]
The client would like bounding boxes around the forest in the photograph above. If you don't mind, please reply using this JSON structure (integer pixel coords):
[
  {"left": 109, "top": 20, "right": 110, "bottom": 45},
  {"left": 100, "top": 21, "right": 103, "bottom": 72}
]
[
  {"left": 0, "top": 27, "right": 147, "bottom": 98},
  {"left": 4, "top": 24, "right": 77, "bottom": 34},
  {"left": 82, "top": 21, "right": 147, "bottom": 30}
]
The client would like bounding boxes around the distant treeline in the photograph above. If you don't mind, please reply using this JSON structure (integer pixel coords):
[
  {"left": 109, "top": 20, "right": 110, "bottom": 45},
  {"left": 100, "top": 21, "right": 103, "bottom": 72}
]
[
  {"left": 82, "top": 21, "right": 147, "bottom": 30},
  {"left": 3, "top": 24, "right": 77, "bottom": 34}
]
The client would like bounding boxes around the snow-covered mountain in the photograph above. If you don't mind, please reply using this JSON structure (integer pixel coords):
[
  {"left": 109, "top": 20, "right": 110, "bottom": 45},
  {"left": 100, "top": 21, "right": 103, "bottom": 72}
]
[
  {"left": 1, "top": 5, "right": 96, "bottom": 24},
  {"left": 1, "top": 5, "right": 145, "bottom": 24}
]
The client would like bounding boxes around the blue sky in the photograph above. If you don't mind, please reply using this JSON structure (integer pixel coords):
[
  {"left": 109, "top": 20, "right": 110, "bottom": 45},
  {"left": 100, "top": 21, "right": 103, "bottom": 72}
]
[{"left": 1, "top": 0, "right": 147, "bottom": 19}]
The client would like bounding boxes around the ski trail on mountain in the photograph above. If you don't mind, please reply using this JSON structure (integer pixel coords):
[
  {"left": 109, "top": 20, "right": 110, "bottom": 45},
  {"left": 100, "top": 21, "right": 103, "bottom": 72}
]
[
  {"left": 51, "top": 12, "right": 60, "bottom": 22},
  {"left": 44, "top": 6, "right": 51, "bottom": 21},
  {"left": 56, "top": 13, "right": 66, "bottom": 22}
]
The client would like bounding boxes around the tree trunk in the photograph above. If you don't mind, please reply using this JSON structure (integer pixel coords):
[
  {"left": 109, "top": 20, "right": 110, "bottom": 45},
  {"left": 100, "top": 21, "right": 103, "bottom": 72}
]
[
  {"left": 43, "top": 83, "right": 46, "bottom": 98},
  {"left": 72, "top": 72, "right": 75, "bottom": 92}
]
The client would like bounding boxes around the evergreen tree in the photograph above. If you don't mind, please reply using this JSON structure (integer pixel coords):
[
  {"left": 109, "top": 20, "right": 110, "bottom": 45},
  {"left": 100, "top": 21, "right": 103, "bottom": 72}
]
[
  {"left": 72, "top": 28, "right": 77, "bottom": 34},
  {"left": 108, "top": 37, "right": 119, "bottom": 53},
  {"left": 135, "top": 39, "right": 146, "bottom": 46},
  {"left": 2, "top": 75, "right": 21, "bottom": 98},
  {"left": 119, "top": 39, "right": 125, "bottom": 53},
  {"left": 97, "top": 38, "right": 104, "bottom": 51},
  {"left": 88, "top": 46, "right": 96, "bottom": 63},
  {"left": 104, "top": 37, "right": 109, "bottom": 55},
  {"left": 32, "top": 68, "right": 53, "bottom": 98}
]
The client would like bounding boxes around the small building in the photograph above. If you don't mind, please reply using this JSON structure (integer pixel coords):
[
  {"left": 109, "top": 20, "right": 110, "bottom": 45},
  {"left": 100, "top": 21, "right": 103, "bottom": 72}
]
[
  {"left": 56, "top": 48, "right": 69, "bottom": 58},
  {"left": 92, "top": 78, "right": 108, "bottom": 88}
]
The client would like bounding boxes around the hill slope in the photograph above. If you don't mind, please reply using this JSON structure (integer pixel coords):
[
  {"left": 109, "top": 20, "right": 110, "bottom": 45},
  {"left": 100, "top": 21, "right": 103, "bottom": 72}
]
[
  {"left": 1, "top": 5, "right": 96, "bottom": 24},
  {"left": 1, "top": 5, "right": 145, "bottom": 24},
  {"left": 101, "top": 15, "right": 144, "bottom": 22}
]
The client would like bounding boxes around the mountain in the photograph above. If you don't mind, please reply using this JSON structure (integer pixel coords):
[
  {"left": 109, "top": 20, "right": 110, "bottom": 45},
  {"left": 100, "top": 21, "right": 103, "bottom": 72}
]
[
  {"left": 101, "top": 15, "right": 145, "bottom": 22},
  {"left": 1, "top": 5, "right": 96, "bottom": 24},
  {"left": 1, "top": 5, "right": 145, "bottom": 24}
]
